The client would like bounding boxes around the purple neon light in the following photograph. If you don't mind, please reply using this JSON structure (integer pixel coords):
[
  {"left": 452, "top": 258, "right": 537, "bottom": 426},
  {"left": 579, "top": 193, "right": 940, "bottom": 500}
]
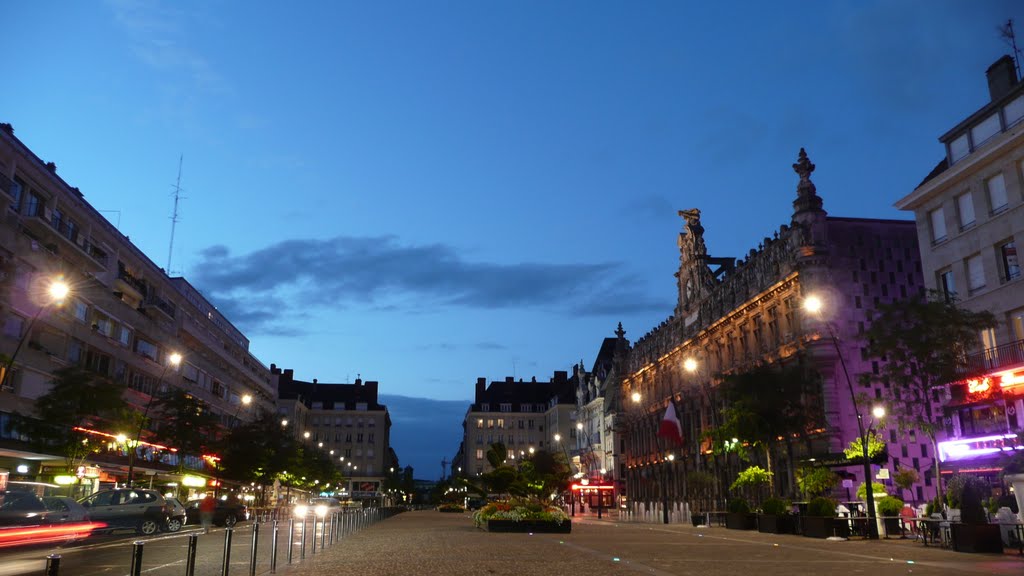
[{"left": 937, "top": 433, "right": 1023, "bottom": 462}]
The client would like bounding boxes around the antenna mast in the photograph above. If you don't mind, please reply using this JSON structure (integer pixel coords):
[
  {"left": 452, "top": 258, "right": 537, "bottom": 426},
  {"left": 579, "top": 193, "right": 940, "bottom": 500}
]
[
  {"left": 1000, "top": 19, "right": 1022, "bottom": 81},
  {"left": 167, "top": 155, "right": 184, "bottom": 274}
]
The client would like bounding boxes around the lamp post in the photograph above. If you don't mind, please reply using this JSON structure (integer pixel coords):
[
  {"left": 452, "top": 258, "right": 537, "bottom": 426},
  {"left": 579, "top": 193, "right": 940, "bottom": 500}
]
[
  {"left": 126, "top": 351, "right": 182, "bottom": 488},
  {"left": 1, "top": 278, "right": 70, "bottom": 389},
  {"left": 554, "top": 433, "right": 576, "bottom": 516},
  {"left": 804, "top": 294, "right": 880, "bottom": 539}
]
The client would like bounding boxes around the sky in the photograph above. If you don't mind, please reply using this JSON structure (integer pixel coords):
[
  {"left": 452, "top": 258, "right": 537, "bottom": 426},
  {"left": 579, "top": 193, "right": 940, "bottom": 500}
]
[{"left": 4, "top": 0, "right": 1024, "bottom": 477}]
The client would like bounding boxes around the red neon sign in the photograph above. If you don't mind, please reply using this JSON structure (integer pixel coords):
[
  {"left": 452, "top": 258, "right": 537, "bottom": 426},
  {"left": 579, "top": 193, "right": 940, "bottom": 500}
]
[{"left": 571, "top": 484, "right": 614, "bottom": 491}]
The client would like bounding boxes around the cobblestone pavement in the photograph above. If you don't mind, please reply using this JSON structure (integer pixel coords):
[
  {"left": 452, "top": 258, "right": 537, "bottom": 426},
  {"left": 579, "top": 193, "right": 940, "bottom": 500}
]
[{"left": 280, "top": 510, "right": 1024, "bottom": 576}]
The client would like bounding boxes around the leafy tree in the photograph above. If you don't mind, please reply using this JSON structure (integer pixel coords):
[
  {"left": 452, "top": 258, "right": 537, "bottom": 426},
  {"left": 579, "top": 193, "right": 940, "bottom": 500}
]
[
  {"left": 151, "top": 389, "right": 220, "bottom": 455},
  {"left": 893, "top": 467, "right": 920, "bottom": 503},
  {"left": 796, "top": 466, "right": 838, "bottom": 499},
  {"left": 730, "top": 465, "right": 772, "bottom": 506},
  {"left": 843, "top": 433, "right": 886, "bottom": 462},
  {"left": 861, "top": 292, "right": 996, "bottom": 506},
  {"left": 718, "top": 363, "right": 823, "bottom": 495},
  {"left": 13, "top": 367, "right": 129, "bottom": 472},
  {"left": 857, "top": 481, "right": 887, "bottom": 499}
]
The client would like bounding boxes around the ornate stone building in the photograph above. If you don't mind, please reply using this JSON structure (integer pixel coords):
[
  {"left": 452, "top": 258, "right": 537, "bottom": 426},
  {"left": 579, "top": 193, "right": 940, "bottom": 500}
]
[{"left": 621, "top": 149, "right": 933, "bottom": 513}]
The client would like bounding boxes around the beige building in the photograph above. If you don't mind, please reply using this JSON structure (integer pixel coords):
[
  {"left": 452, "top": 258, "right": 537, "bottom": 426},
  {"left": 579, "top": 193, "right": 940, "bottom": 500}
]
[
  {"left": 460, "top": 373, "right": 575, "bottom": 478},
  {"left": 0, "top": 123, "right": 273, "bottom": 494},
  {"left": 273, "top": 367, "right": 395, "bottom": 503},
  {"left": 895, "top": 56, "right": 1024, "bottom": 476}
]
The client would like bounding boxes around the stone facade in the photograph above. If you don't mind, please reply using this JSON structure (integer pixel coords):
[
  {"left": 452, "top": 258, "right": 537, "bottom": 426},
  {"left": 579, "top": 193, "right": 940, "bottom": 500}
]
[{"left": 621, "top": 149, "right": 935, "bottom": 508}]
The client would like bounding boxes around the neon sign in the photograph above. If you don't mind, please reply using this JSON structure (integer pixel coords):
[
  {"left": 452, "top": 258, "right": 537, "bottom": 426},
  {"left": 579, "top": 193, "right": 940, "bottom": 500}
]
[
  {"left": 937, "top": 433, "right": 1023, "bottom": 462},
  {"left": 966, "top": 377, "right": 991, "bottom": 394}
]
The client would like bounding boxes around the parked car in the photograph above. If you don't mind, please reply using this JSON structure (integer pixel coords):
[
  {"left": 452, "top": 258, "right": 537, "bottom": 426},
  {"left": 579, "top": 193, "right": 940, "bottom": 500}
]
[
  {"left": 41, "top": 497, "right": 90, "bottom": 523},
  {"left": 163, "top": 497, "right": 187, "bottom": 532},
  {"left": 0, "top": 491, "right": 64, "bottom": 527},
  {"left": 309, "top": 497, "right": 342, "bottom": 517},
  {"left": 185, "top": 498, "right": 248, "bottom": 527},
  {"left": 78, "top": 489, "right": 171, "bottom": 535}
]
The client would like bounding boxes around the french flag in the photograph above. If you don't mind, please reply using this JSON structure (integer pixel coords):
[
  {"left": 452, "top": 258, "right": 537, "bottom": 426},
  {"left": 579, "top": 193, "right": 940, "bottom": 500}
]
[{"left": 657, "top": 401, "right": 683, "bottom": 445}]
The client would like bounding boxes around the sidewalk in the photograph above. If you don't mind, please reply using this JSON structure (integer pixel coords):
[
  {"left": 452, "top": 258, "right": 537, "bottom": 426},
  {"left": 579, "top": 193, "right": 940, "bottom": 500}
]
[{"left": 278, "top": 510, "right": 1024, "bottom": 576}]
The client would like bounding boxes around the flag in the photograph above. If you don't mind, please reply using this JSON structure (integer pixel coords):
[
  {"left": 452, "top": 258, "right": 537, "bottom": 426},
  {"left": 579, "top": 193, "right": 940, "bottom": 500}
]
[{"left": 657, "top": 401, "right": 683, "bottom": 445}]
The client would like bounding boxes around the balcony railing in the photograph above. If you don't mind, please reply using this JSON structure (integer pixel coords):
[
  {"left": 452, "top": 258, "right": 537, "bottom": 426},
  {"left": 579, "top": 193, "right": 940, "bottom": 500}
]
[{"left": 956, "top": 338, "right": 1024, "bottom": 379}]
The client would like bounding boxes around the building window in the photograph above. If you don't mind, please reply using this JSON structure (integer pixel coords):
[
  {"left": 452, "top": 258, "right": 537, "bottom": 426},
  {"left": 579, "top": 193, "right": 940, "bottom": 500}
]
[
  {"left": 956, "top": 191, "right": 975, "bottom": 229},
  {"left": 938, "top": 269, "right": 956, "bottom": 301},
  {"left": 987, "top": 173, "right": 1008, "bottom": 214},
  {"left": 9, "top": 177, "right": 24, "bottom": 211},
  {"left": 476, "top": 419, "right": 483, "bottom": 429},
  {"left": 116, "top": 326, "right": 131, "bottom": 347},
  {"left": 1011, "top": 309, "right": 1024, "bottom": 341},
  {"left": 487, "top": 419, "right": 494, "bottom": 429},
  {"left": 929, "top": 207, "right": 947, "bottom": 243},
  {"left": 949, "top": 133, "right": 969, "bottom": 163},
  {"left": 26, "top": 192, "right": 44, "bottom": 218},
  {"left": 966, "top": 254, "right": 985, "bottom": 292},
  {"left": 971, "top": 113, "right": 1001, "bottom": 148},
  {"left": 71, "top": 299, "right": 88, "bottom": 322},
  {"left": 356, "top": 402, "right": 367, "bottom": 411},
  {"left": 3, "top": 314, "right": 24, "bottom": 339},
  {"left": 135, "top": 338, "right": 157, "bottom": 361},
  {"left": 500, "top": 403, "right": 511, "bottom": 412},
  {"left": 480, "top": 403, "right": 489, "bottom": 412},
  {"left": 496, "top": 418, "right": 505, "bottom": 429},
  {"left": 999, "top": 240, "right": 1020, "bottom": 281}
]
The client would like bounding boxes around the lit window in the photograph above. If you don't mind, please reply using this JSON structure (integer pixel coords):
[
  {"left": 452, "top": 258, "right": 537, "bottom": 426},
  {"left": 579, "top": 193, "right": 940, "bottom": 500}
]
[{"left": 999, "top": 241, "right": 1020, "bottom": 281}]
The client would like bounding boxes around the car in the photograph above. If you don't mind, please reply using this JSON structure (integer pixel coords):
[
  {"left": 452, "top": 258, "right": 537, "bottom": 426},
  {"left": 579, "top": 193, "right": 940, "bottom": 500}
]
[
  {"left": 0, "top": 491, "right": 64, "bottom": 527},
  {"left": 41, "top": 497, "right": 90, "bottom": 523},
  {"left": 308, "top": 497, "right": 342, "bottom": 517},
  {"left": 163, "top": 497, "right": 187, "bottom": 532},
  {"left": 78, "top": 489, "right": 172, "bottom": 535},
  {"left": 185, "top": 498, "right": 248, "bottom": 527}
]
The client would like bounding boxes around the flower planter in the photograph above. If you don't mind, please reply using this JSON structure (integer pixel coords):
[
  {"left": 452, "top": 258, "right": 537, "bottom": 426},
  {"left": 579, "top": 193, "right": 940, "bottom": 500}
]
[
  {"left": 757, "top": 514, "right": 796, "bottom": 534},
  {"left": 950, "top": 523, "right": 1003, "bottom": 553},
  {"left": 801, "top": 516, "right": 849, "bottom": 539},
  {"left": 438, "top": 508, "right": 464, "bottom": 513},
  {"left": 484, "top": 519, "right": 572, "bottom": 533},
  {"left": 691, "top": 513, "right": 708, "bottom": 526},
  {"left": 881, "top": 517, "right": 902, "bottom": 538},
  {"left": 725, "top": 512, "right": 757, "bottom": 530}
]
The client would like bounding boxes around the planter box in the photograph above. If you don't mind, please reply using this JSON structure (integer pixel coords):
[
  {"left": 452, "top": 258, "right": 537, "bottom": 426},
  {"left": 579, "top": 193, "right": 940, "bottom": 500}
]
[
  {"left": 950, "top": 523, "right": 1003, "bottom": 553},
  {"left": 757, "top": 514, "right": 796, "bottom": 534},
  {"left": 801, "top": 516, "right": 849, "bottom": 539},
  {"left": 484, "top": 519, "right": 572, "bottom": 533},
  {"left": 881, "top": 517, "right": 902, "bottom": 538},
  {"left": 725, "top": 512, "right": 757, "bottom": 530},
  {"left": 438, "top": 508, "right": 464, "bottom": 513},
  {"left": 691, "top": 513, "right": 708, "bottom": 527}
]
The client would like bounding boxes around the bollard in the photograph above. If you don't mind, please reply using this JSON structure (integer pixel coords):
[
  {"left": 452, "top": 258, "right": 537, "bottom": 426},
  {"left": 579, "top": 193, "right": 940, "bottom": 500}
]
[
  {"left": 311, "top": 516, "right": 317, "bottom": 555},
  {"left": 320, "top": 515, "right": 326, "bottom": 549},
  {"left": 130, "top": 541, "right": 145, "bottom": 576},
  {"left": 45, "top": 554, "right": 61, "bottom": 576},
  {"left": 300, "top": 516, "right": 306, "bottom": 560},
  {"left": 185, "top": 534, "right": 198, "bottom": 576},
  {"left": 249, "top": 522, "right": 259, "bottom": 576},
  {"left": 329, "top": 512, "right": 335, "bottom": 545},
  {"left": 221, "top": 528, "right": 234, "bottom": 576},
  {"left": 287, "top": 518, "right": 294, "bottom": 565},
  {"left": 270, "top": 520, "right": 279, "bottom": 574}
]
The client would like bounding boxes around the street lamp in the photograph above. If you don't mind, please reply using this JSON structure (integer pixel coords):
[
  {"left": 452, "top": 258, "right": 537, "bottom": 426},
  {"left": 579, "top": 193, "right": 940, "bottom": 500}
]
[
  {"left": 126, "top": 351, "right": 182, "bottom": 487},
  {"left": 804, "top": 293, "right": 881, "bottom": 539},
  {"left": 1, "top": 278, "right": 70, "bottom": 389},
  {"left": 554, "top": 432, "right": 576, "bottom": 516}
]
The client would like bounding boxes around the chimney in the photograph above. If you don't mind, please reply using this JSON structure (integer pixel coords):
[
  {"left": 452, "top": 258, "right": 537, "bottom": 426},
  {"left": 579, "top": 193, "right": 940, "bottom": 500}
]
[
  {"left": 355, "top": 377, "right": 362, "bottom": 385},
  {"left": 986, "top": 55, "right": 1018, "bottom": 101},
  {"left": 505, "top": 376, "right": 514, "bottom": 383},
  {"left": 475, "top": 378, "right": 487, "bottom": 401}
]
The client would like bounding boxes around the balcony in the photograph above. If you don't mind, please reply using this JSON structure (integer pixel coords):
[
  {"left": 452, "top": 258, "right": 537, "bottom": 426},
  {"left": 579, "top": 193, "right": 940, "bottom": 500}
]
[
  {"left": 115, "top": 262, "right": 148, "bottom": 299},
  {"left": 956, "top": 338, "right": 1024, "bottom": 379},
  {"left": 140, "top": 292, "right": 176, "bottom": 320}
]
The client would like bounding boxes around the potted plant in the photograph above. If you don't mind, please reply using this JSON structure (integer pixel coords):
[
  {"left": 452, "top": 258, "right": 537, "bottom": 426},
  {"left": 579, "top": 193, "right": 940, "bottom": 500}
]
[
  {"left": 758, "top": 497, "right": 795, "bottom": 534},
  {"left": 728, "top": 465, "right": 771, "bottom": 529},
  {"left": 876, "top": 495, "right": 904, "bottom": 538},
  {"left": 801, "top": 496, "right": 848, "bottom": 539},
  {"left": 950, "top": 478, "right": 1002, "bottom": 553},
  {"left": 725, "top": 497, "right": 757, "bottom": 530},
  {"left": 473, "top": 499, "right": 571, "bottom": 533},
  {"left": 437, "top": 502, "right": 465, "bottom": 513}
]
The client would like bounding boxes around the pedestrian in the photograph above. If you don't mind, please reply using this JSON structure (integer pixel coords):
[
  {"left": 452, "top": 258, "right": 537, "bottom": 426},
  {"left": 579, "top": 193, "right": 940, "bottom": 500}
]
[{"left": 200, "top": 495, "right": 216, "bottom": 534}]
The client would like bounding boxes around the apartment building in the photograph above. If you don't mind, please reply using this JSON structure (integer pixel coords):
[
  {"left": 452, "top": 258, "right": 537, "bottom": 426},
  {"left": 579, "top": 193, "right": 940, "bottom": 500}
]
[
  {"left": 273, "top": 366, "right": 395, "bottom": 503},
  {"left": 0, "top": 123, "right": 272, "bottom": 494},
  {"left": 895, "top": 55, "right": 1024, "bottom": 478},
  {"left": 460, "top": 373, "right": 575, "bottom": 477}
]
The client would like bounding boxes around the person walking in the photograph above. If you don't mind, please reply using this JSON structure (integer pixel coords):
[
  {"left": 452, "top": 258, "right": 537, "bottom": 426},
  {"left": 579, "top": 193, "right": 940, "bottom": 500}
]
[{"left": 200, "top": 495, "right": 216, "bottom": 534}]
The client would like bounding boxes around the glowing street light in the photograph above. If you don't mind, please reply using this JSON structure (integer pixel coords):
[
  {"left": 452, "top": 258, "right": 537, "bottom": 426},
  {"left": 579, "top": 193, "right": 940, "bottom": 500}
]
[
  {"left": 1, "top": 277, "right": 71, "bottom": 389},
  {"left": 631, "top": 392, "right": 641, "bottom": 403},
  {"left": 281, "top": 419, "right": 288, "bottom": 427},
  {"left": 127, "top": 351, "right": 182, "bottom": 487},
  {"left": 303, "top": 431, "right": 310, "bottom": 439}
]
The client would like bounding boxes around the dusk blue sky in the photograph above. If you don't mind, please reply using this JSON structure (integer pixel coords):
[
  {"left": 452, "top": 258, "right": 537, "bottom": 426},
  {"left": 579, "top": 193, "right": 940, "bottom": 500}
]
[{"left": 5, "top": 1, "right": 1023, "bottom": 476}]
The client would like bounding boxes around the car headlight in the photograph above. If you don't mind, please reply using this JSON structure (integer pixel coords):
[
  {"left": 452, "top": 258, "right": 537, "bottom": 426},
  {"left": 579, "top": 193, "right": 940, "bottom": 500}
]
[
  {"left": 315, "top": 505, "right": 327, "bottom": 517},
  {"left": 293, "top": 505, "right": 308, "bottom": 517}
]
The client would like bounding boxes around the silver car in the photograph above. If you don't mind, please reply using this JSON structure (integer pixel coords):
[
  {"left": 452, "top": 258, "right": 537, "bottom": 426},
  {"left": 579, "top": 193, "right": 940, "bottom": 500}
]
[{"left": 78, "top": 489, "right": 170, "bottom": 535}]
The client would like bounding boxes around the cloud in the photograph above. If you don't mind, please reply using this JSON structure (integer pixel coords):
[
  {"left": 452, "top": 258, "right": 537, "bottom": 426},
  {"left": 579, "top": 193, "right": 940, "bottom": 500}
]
[{"left": 189, "top": 235, "right": 668, "bottom": 333}]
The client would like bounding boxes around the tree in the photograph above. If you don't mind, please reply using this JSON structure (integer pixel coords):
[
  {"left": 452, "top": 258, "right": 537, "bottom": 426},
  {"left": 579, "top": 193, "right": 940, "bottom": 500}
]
[
  {"left": 730, "top": 465, "right": 772, "bottom": 506},
  {"left": 12, "top": 367, "right": 129, "bottom": 473},
  {"left": 842, "top": 433, "right": 886, "bottom": 462},
  {"left": 718, "top": 362, "right": 823, "bottom": 496},
  {"left": 861, "top": 292, "right": 996, "bottom": 506},
  {"left": 893, "top": 467, "right": 920, "bottom": 504},
  {"left": 796, "top": 466, "right": 838, "bottom": 499},
  {"left": 151, "top": 389, "right": 220, "bottom": 455}
]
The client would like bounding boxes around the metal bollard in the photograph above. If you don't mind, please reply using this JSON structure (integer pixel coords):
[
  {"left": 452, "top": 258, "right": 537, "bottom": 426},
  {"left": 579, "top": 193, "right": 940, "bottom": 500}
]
[
  {"left": 45, "top": 554, "right": 61, "bottom": 576},
  {"left": 311, "top": 516, "right": 317, "bottom": 555},
  {"left": 221, "top": 528, "right": 234, "bottom": 576},
  {"left": 287, "top": 518, "right": 294, "bottom": 565},
  {"left": 185, "top": 534, "right": 198, "bottom": 576},
  {"left": 130, "top": 541, "right": 145, "bottom": 576},
  {"left": 329, "top": 512, "right": 335, "bottom": 545},
  {"left": 270, "top": 520, "right": 279, "bottom": 574},
  {"left": 320, "top": 515, "right": 326, "bottom": 549},
  {"left": 300, "top": 516, "right": 306, "bottom": 560},
  {"left": 249, "top": 522, "right": 259, "bottom": 576}
]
